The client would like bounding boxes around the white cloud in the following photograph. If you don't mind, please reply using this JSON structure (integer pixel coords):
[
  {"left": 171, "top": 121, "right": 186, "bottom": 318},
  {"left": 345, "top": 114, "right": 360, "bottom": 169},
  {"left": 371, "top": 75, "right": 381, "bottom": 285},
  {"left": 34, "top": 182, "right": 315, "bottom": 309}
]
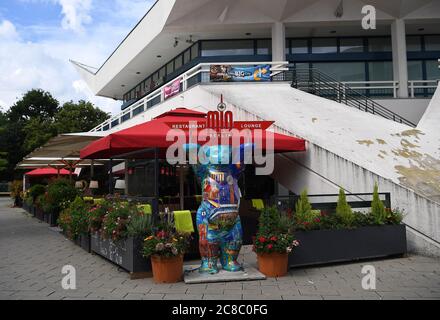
[
  {"left": 58, "top": 0, "right": 92, "bottom": 33},
  {"left": 0, "top": 0, "right": 154, "bottom": 116},
  {"left": 0, "top": 20, "right": 19, "bottom": 40}
]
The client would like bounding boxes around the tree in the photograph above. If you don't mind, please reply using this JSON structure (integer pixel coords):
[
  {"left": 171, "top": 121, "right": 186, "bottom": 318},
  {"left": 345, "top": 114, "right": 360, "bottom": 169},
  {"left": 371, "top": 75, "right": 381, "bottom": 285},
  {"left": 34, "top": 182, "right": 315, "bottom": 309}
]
[
  {"left": 371, "top": 183, "right": 386, "bottom": 225},
  {"left": 336, "top": 188, "right": 354, "bottom": 227},
  {"left": 54, "top": 100, "right": 110, "bottom": 133},
  {"left": 7, "top": 89, "right": 59, "bottom": 122},
  {"left": 23, "top": 117, "right": 57, "bottom": 152}
]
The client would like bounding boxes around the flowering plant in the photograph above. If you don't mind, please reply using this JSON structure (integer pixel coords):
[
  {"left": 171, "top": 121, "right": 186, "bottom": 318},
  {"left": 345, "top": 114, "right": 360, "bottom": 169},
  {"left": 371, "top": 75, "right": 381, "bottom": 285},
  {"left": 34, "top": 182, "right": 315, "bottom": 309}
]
[
  {"left": 143, "top": 229, "right": 189, "bottom": 258},
  {"left": 253, "top": 206, "right": 299, "bottom": 254},
  {"left": 101, "top": 201, "right": 136, "bottom": 241}
]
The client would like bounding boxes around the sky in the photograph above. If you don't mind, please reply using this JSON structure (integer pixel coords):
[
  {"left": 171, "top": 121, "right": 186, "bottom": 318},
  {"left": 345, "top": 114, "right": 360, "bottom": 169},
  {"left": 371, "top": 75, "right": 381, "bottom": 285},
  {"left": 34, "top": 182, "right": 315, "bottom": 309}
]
[{"left": 0, "top": 0, "right": 155, "bottom": 115}]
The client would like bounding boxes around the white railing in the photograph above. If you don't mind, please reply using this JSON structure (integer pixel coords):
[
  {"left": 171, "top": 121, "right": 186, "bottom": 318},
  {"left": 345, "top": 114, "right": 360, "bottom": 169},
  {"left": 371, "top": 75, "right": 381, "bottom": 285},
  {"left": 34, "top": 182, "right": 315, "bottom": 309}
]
[
  {"left": 90, "top": 61, "right": 289, "bottom": 132},
  {"left": 408, "top": 80, "right": 439, "bottom": 98},
  {"left": 340, "top": 80, "right": 439, "bottom": 98}
]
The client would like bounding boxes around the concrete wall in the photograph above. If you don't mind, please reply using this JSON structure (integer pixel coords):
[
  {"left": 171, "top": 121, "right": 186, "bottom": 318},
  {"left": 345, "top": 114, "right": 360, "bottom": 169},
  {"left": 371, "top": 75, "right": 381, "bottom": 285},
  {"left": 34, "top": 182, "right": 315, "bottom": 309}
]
[{"left": 373, "top": 98, "right": 431, "bottom": 125}]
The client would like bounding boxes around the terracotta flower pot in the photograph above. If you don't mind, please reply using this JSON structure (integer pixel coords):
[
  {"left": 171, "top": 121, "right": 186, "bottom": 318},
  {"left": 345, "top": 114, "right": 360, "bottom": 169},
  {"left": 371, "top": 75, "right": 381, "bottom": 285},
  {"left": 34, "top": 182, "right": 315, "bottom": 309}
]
[
  {"left": 151, "top": 255, "right": 184, "bottom": 284},
  {"left": 257, "top": 252, "right": 288, "bottom": 277}
]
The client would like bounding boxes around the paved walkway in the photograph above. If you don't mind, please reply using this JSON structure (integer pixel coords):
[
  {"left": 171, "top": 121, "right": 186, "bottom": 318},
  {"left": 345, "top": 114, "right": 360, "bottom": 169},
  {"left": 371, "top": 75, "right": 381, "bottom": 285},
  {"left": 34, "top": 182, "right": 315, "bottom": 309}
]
[{"left": 1, "top": 198, "right": 439, "bottom": 300}]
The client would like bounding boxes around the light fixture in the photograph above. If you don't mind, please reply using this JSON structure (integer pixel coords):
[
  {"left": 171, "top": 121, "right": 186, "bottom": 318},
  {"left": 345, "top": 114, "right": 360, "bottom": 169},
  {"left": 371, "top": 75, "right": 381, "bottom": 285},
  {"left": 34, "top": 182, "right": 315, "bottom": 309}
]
[
  {"left": 136, "top": 72, "right": 141, "bottom": 75},
  {"left": 89, "top": 181, "right": 99, "bottom": 189},
  {"left": 186, "top": 35, "right": 194, "bottom": 44},
  {"left": 245, "top": 32, "right": 252, "bottom": 36},
  {"left": 121, "top": 84, "right": 125, "bottom": 87},
  {"left": 115, "top": 179, "right": 126, "bottom": 190},
  {"left": 173, "top": 37, "right": 179, "bottom": 48},
  {"left": 330, "top": 30, "right": 336, "bottom": 34},
  {"left": 418, "top": 28, "right": 425, "bottom": 32},
  {"left": 157, "top": 55, "right": 162, "bottom": 58},
  {"left": 75, "top": 181, "right": 83, "bottom": 189}
]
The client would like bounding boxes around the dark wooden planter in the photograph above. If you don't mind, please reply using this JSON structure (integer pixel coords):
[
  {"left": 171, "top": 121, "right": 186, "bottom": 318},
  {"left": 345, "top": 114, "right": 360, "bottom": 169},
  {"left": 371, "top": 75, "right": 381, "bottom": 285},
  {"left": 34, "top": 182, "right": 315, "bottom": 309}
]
[
  {"left": 35, "top": 208, "right": 45, "bottom": 221},
  {"left": 73, "top": 233, "right": 91, "bottom": 253},
  {"left": 288, "top": 224, "right": 407, "bottom": 267},
  {"left": 91, "top": 232, "right": 152, "bottom": 279}
]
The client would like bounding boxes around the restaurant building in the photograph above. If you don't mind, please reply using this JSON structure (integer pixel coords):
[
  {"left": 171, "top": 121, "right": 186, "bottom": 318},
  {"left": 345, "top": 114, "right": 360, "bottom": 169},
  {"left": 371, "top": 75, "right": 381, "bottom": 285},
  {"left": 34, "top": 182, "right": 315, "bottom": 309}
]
[{"left": 22, "top": 0, "right": 440, "bottom": 256}]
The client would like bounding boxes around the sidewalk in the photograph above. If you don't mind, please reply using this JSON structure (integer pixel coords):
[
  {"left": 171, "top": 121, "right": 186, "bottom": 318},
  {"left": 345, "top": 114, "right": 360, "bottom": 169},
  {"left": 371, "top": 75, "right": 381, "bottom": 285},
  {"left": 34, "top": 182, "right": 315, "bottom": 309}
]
[{"left": 0, "top": 198, "right": 439, "bottom": 300}]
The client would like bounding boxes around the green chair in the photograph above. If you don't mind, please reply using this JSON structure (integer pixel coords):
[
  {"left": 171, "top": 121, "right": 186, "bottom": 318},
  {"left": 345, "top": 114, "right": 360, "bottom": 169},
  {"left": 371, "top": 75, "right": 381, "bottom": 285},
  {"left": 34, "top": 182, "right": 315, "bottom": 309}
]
[
  {"left": 173, "top": 210, "right": 194, "bottom": 233},
  {"left": 251, "top": 199, "right": 265, "bottom": 210},
  {"left": 137, "top": 204, "right": 152, "bottom": 215}
]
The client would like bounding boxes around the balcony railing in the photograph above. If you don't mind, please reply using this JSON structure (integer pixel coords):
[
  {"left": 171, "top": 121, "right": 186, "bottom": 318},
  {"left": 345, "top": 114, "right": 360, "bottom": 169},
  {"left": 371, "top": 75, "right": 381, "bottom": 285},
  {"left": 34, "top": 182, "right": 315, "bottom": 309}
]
[{"left": 90, "top": 61, "right": 289, "bottom": 132}]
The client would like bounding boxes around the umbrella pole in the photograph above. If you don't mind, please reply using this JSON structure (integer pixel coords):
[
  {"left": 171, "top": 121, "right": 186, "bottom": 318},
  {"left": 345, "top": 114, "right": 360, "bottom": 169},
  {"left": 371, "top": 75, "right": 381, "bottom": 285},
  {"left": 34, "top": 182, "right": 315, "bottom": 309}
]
[
  {"left": 179, "top": 165, "right": 184, "bottom": 210},
  {"left": 153, "top": 148, "right": 159, "bottom": 218},
  {"left": 109, "top": 159, "right": 114, "bottom": 195}
]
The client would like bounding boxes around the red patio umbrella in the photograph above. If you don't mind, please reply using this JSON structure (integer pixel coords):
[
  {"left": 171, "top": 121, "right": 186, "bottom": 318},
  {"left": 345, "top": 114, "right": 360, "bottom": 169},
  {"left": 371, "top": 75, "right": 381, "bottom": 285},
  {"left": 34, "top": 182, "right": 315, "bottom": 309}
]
[
  {"left": 80, "top": 108, "right": 306, "bottom": 160},
  {"left": 25, "top": 168, "right": 76, "bottom": 177}
]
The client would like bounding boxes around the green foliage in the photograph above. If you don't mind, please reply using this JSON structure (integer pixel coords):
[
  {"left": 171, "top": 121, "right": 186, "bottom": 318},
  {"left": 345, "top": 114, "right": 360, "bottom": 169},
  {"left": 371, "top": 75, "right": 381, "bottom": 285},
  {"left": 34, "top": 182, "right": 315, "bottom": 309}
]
[
  {"left": 44, "top": 179, "right": 79, "bottom": 213},
  {"left": 295, "top": 189, "right": 313, "bottom": 222},
  {"left": 28, "top": 184, "right": 46, "bottom": 201},
  {"left": 127, "top": 214, "right": 153, "bottom": 238},
  {"left": 58, "top": 197, "right": 91, "bottom": 239},
  {"left": 371, "top": 183, "right": 387, "bottom": 225},
  {"left": 385, "top": 207, "right": 405, "bottom": 225},
  {"left": 335, "top": 188, "right": 355, "bottom": 227},
  {"left": 88, "top": 200, "right": 112, "bottom": 233},
  {"left": 254, "top": 206, "right": 298, "bottom": 254},
  {"left": 23, "top": 117, "right": 57, "bottom": 152},
  {"left": 54, "top": 101, "right": 110, "bottom": 134},
  {"left": 101, "top": 201, "right": 137, "bottom": 241},
  {"left": 7, "top": 89, "right": 59, "bottom": 123},
  {"left": 10, "top": 180, "right": 23, "bottom": 200}
]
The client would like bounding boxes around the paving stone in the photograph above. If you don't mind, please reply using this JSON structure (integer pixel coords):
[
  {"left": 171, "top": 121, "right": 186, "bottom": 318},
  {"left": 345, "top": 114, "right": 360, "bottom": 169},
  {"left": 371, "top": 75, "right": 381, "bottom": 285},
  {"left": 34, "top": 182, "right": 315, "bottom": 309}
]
[{"left": 1, "top": 198, "right": 440, "bottom": 301}]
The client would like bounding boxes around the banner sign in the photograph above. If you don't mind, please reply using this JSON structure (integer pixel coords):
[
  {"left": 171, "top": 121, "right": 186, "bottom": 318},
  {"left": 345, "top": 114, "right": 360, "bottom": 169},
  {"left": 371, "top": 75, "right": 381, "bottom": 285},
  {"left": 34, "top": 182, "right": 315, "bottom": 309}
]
[
  {"left": 210, "top": 65, "right": 271, "bottom": 82},
  {"left": 163, "top": 78, "right": 181, "bottom": 100}
]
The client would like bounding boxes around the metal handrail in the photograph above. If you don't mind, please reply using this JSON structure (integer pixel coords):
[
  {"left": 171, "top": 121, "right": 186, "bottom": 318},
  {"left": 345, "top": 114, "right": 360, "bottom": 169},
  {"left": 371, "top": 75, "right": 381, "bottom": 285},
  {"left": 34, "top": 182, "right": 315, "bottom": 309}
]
[{"left": 290, "top": 67, "right": 416, "bottom": 127}]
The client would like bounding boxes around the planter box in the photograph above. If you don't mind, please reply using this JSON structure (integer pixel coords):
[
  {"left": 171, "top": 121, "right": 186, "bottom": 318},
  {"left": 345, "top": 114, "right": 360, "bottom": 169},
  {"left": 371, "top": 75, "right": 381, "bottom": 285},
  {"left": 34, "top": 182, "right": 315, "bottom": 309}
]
[
  {"left": 73, "top": 233, "right": 91, "bottom": 253},
  {"left": 35, "top": 208, "right": 44, "bottom": 221},
  {"left": 289, "top": 225, "right": 407, "bottom": 267},
  {"left": 91, "top": 232, "right": 152, "bottom": 278}
]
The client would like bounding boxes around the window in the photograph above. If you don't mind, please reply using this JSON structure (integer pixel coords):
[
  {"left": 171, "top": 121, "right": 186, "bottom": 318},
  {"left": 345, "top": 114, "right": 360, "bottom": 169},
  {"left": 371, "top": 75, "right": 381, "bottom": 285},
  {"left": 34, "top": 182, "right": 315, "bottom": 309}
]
[
  {"left": 313, "top": 62, "right": 366, "bottom": 81},
  {"left": 257, "top": 39, "right": 271, "bottom": 55},
  {"left": 425, "top": 35, "right": 440, "bottom": 51},
  {"left": 368, "top": 37, "right": 391, "bottom": 52},
  {"left": 183, "top": 49, "right": 191, "bottom": 64},
  {"left": 291, "top": 39, "right": 308, "bottom": 54},
  {"left": 339, "top": 38, "right": 364, "bottom": 53},
  {"left": 174, "top": 55, "right": 183, "bottom": 69},
  {"left": 406, "top": 36, "right": 422, "bottom": 52},
  {"left": 191, "top": 42, "right": 199, "bottom": 59},
  {"left": 166, "top": 61, "right": 174, "bottom": 75},
  {"left": 426, "top": 60, "right": 440, "bottom": 80},
  {"left": 368, "top": 61, "right": 393, "bottom": 80},
  {"left": 312, "top": 38, "right": 337, "bottom": 54},
  {"left": 201, "top": 40, "right": 254, "bottom": 56},
  {"left": 408, "top": 61, "right": 423, "bottom": 80}
]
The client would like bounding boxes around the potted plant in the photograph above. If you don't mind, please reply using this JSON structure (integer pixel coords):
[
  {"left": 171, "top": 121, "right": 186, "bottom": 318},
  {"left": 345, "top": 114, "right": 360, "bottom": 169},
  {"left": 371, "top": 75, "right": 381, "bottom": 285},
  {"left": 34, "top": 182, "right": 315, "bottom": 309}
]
[
  {"left": 253, "top": 206, "right": 299, "bottom": 277},
  {"left": 143, "top": 215, "right": 190, "bottom": 283}
]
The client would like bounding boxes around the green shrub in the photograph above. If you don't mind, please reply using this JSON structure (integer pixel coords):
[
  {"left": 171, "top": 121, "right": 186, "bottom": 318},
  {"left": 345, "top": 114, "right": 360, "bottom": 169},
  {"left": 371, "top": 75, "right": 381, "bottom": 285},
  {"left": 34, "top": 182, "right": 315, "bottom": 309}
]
[
  {"left": 28, "top": 184, "right": 46, "bottom": 201},
  {"left": 45, "top": 179, "right": 79, "bottom": 213},
  {"left": 101, "top": 201, "right": 137, "bottom": 241},
  {"left": 335, "top": 188, "right": 355, "bottom": 227},
  {"left": 295, "top": 189, "right": 312, "bottom": 221},
  {"left": 370, "top": 183, "right": 387, "bottom": 225},
  {"left": 127, "top": 213, "right": 153, "bottom": 238},
  {"left": 58, "top": 197, "right": 90, "bottom": 239},
  {"left": 385, "top": 207, "right": 404, "bottom": 225}
]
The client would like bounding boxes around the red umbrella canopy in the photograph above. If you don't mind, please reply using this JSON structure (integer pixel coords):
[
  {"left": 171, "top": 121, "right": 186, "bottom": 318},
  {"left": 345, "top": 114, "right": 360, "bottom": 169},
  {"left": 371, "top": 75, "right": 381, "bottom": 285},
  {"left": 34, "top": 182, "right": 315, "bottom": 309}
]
[
  {"left": 80, "top": 108, "right": 306, "bottom": 159},
  {"left": 25, "top": 168, "right": 76, "bottom": 177}
]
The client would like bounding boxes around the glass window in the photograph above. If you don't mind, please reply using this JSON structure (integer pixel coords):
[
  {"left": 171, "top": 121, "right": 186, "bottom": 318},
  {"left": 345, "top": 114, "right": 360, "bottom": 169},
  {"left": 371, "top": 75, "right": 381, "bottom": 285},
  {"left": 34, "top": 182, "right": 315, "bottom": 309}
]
[
  {"left": 166, "top": 61, "right": 174, "bottom": 75},
  {"left": 339, "top": 38, "right": 364, "bottom": 53},
  {"left": 368, "top": 37, "right": 392, "bottom": 52},
  {"left": 406, "top": 36, "right": 422, "bottom": 52},
  {"left": 291, "top": 39, "right": 308, "bottom": 54},
  {"left": 425, "top": 35, "right": 440, "bottom": 51},
  {"left": 174, "top": 55, "right": 183, "bottom": 69},
  {"left": 191, "top": 42, "right": 199, "bottom": 59},
  {"left": 145, "top": 78, "right": 152, "bottom": 91},
  {"left": 408, "top": 60, "right": 423, "bottom": 80},
  {"left": 257, "top": 39, "right": 271, "bottom": 55},
  {"left": 312, "top": 38, "right": 337, "bottom": 54},
  {"left": 368, "top": 61, "right": 393, "bottom": 80},
  {"left": 313, "top": 62, "right": 366, "bottom": 81},
  {"left": 201, "top": 40, "right": 254, "bottom": 56},
  {"left": 183, "top": 49, "right": 191, "bottom": 64},
  {"left": 426, "top": 60, "right": 440, "bottom": 80},
  {"left": 159, "top": 67, "right": 166, "bottom": 80}
]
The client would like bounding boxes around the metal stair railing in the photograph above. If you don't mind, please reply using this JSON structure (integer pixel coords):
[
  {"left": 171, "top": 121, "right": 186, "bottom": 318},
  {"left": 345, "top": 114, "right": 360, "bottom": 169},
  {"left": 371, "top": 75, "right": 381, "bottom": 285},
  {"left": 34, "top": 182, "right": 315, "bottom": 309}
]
[{"left": 290, "top": 67, "right": 416, "bottom": 127}]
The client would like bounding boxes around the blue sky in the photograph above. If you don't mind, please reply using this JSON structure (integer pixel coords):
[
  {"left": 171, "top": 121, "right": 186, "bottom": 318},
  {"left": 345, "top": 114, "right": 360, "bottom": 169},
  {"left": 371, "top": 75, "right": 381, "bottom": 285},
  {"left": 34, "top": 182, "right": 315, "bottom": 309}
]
[{"left": 0, "top": 0, "right": 155, "bottom": 114}]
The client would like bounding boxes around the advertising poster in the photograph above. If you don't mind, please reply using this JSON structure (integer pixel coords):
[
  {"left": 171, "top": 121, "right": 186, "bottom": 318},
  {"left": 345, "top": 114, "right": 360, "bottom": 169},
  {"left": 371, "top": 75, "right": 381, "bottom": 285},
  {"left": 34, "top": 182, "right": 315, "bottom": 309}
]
[
  {"left": 210, "top": 64, "right": 271, "bottom": 82},
  {"left": 163, "top": 78, "right": 181, "bottom": 99}
]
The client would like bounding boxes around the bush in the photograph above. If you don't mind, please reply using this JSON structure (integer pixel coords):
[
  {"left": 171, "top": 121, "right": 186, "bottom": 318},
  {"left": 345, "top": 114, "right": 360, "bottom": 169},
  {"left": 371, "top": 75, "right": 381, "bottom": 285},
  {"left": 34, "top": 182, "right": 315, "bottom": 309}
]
[
  {"left": 28, "top": 184, "right": 46, "bottom": 201},
  {"left": 44, "top": 179, "right": 79, "bottom": 213},
  {"left": 58, "top": 197, "right": 91, "bottom": 239},
  {"left": 370, "top": 183, "right": 387, "bottom": 225},
  {"left": 127, "top": 214, "right": 153, "bottom": 238},
  {"left": 143, "top": 215, "right": 190, "bottom": 258},
  {"left": 10, "top": 180, "right": 23, "bottom": 206},
  {"left": 101, "top": 201, "right": 139, "bottom": 241},
  {"left": 88, "top": 200, "right": 112, "bottom": 233},
  {"left": 253, "top": 206, "right": 299, "bottom": 254},
  {"left": 335, "top": 188, "right": 355, "bottom": 227}
]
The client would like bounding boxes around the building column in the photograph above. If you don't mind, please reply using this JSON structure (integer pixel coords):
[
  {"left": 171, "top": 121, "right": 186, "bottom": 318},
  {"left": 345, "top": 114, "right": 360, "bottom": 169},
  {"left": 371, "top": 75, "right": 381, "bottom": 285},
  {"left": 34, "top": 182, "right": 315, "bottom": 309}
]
[
  {"left": 272, "top": 21, "right": 286, "bottom": 62},
  {"left": 391, "top": 19, "right": 409, "bottom": 98}
]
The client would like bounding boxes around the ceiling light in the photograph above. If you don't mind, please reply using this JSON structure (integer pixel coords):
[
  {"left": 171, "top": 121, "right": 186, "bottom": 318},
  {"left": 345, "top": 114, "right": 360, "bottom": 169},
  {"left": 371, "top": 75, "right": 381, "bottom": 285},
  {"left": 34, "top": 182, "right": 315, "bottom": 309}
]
[
  {"left": 157, "top": 55, "right": 162, "bottom": 58},
  {"left": 186, "top": 35, "right": 194, "bottom": 44},
  {"left": 173, "top": 37, "right": 179, "bottom": 48},
  {"left": 245, "top": 32, "right": 252, "bottom": 36},
  {"left": 136, "top": 72, "right": 141, "bottom": 75},
  {"left": 418, "top": 28, "right": 425, "bottom": 32}
]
